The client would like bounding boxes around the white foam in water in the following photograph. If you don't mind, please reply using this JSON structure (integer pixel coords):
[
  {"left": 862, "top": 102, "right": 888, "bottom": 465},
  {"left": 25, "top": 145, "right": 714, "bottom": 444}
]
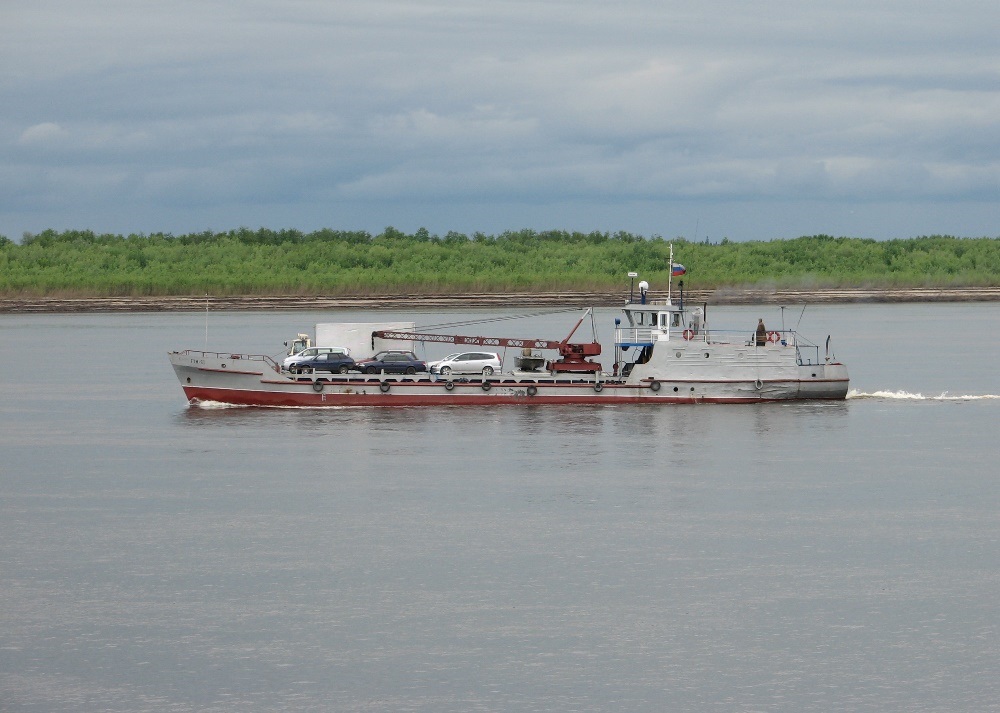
[
  {"left": 848, "top": 389, "right": 1000, "bottom": 401},
  {"left": 190, "top": 398, "right": 249, "bottom": 409},
  {"left": 189, "top": 398, "right": 352, "bottom": 410}
]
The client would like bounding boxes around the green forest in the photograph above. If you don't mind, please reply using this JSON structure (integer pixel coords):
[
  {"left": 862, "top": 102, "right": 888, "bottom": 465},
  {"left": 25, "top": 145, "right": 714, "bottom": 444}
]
[{"left": 1, "top": 228, "right": 998, "bottom": 297}]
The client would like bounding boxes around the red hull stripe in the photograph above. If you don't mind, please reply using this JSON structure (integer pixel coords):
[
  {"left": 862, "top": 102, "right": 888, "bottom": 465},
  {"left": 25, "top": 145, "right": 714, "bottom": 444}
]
[
  {"left": 181, "top": 385, "right": 845, "bottom": 407},
  {"left": 199, "top": 367, "right": 265, "bottom": 376}
]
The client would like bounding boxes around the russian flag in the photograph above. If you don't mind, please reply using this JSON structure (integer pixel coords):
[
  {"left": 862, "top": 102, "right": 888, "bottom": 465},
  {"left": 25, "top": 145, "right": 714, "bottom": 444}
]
[{"left": 672, "top": 263, "right": 686, "bottom": 276}]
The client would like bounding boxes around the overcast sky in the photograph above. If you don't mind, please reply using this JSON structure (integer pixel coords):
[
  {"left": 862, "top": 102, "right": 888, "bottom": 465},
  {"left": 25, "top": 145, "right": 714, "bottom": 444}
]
[{"left": 2, "top": 0, "right": 998, "bottom": 242}]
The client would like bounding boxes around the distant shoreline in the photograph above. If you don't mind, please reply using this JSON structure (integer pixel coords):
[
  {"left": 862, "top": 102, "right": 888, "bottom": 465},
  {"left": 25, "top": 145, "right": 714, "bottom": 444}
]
[{"left": 4, "top": 287, "right": 1000, "bottom": 313}]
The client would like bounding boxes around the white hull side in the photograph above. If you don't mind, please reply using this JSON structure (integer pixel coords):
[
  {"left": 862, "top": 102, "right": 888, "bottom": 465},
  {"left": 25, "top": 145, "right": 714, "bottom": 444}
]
[{"left": 625, "top": 338, "right": 847, "bottom": 397}]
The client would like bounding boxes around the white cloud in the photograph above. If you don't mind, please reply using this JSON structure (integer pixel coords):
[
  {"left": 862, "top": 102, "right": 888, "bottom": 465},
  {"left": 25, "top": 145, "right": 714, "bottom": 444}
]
[{"left": 18, "top": 122, "right": 68, "bottom": 145}]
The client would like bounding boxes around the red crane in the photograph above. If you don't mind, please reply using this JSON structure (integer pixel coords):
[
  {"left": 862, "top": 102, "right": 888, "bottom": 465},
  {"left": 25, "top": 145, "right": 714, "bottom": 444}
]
[{"left": 372, "top": 309, "right": 602, "bottom": 374}]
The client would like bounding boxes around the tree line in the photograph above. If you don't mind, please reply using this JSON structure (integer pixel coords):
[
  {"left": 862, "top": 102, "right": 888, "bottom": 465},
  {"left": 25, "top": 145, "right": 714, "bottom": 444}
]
[{"left": 2, "top": 228, "right": 998, "bottom": 296}]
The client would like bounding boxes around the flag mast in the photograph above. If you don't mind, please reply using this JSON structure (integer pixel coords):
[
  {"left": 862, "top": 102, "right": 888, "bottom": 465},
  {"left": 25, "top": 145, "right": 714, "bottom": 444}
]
[
  {"left": 666, "top": 243, "right": 686, "bottom": 305},
  {"left": 667, "top": 243, "right": 674, "bottom": 305}
]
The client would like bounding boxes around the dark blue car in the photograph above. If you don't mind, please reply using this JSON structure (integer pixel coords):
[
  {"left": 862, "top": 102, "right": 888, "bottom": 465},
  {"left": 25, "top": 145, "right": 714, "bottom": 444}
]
[{"left": 291, "top": 352, "right": 357, "bottom": 374}]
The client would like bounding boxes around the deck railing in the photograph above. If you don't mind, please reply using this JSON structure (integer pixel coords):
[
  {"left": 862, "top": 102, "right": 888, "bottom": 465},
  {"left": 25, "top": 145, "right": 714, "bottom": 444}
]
[
  {"left": 614, "top": 328, "right": 794, "bottom": 347},
  {"left": 612, "top": 328, "right": 830, "bottom": 366},
  {"left": 178, "top": 349, "right": 282, "bottom": 372}
]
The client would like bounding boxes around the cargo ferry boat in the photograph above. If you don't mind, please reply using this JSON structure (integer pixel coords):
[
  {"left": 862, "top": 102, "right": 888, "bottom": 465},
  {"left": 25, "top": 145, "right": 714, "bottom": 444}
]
[{"left": 168, "top": 259, "right": 849, "bottom": 407}]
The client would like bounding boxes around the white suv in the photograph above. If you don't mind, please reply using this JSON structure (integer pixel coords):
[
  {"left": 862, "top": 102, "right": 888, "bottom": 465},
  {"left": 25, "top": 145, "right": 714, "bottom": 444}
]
[
  {"left": 283, "top": 346, "right": 349, "bottom": 370},
  {"left": 429, "top": 351, "right": 502, "bottom": 376}
]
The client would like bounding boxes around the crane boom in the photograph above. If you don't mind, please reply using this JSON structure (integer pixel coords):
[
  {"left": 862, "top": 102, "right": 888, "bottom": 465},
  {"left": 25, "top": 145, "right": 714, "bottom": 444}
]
[
  {"left": 371, "top": 330, "right": 564, "bottom": 350},
  {"left": 371, "top": 309, "right": 602, "bottom": 373}
]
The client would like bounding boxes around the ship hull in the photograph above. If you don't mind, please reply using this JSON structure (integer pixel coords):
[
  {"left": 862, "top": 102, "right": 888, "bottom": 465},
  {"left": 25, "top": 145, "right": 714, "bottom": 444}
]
[{"left": 170, "top": 350, "right": 849, "bottom": 407}]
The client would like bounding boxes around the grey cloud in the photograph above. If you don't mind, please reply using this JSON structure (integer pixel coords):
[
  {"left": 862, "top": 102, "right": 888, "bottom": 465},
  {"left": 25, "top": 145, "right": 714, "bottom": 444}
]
[{"left": 1, "top": 0, "right": 998, "bottom": 240}]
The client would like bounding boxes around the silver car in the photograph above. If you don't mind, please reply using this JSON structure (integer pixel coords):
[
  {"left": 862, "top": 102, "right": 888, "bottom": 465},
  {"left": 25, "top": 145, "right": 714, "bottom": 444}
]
[{"left": 429, "top": 351, "right": 502, "bottom": 376}]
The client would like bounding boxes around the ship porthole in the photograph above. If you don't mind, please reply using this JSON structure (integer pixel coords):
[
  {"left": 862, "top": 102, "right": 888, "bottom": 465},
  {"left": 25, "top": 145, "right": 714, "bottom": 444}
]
[
  {"left": 379, "top": 381, "right": 391, "bottom": 393},
  {"left": 675, "top": 351, "right": 682, "bottom": 358},
  {"left": 704, "top": 352, "right": 710, "bottom": 358},
  {"left": 594, "top": 382, "right": 603, "bottom": 392},
  {"left": 526, "top": 385, "right": 537, "bottom": 396},
  {"left": 649, "top": 381, "right": 661, "bottom": 392},
  {"left": 481, "top": 381, "right": 492, "bottom": 391},
  {"left": 312, "top": 381, "right": 324, "bottom": 392},
  {"left": 186, "top": 377, "right": 191, "bottom": 384},
  {"left": 673, "top": 386, "right": 679, "bottom": 392},
  {"left": 444, "top": 381, "right": 455, "bottom": 391}
]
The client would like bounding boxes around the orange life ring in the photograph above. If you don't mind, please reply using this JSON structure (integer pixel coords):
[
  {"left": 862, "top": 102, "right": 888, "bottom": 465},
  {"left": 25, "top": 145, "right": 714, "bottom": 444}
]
[
  {"left": 682, "top": 329, "right": 694, "bottom": 341},
  {"left": 767, "top": 331, "right": 780, "bottom": 343}
]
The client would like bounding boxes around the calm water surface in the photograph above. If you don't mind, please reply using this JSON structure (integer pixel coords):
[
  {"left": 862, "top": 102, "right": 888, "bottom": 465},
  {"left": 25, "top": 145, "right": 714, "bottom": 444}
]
[{"left": 1, "top": 304, "right": 998, "bottom": 712}]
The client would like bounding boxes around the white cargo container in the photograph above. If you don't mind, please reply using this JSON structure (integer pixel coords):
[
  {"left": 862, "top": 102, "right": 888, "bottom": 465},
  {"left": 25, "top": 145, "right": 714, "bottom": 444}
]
[
  {"left": 287, "top": 322, "right": 416, "bottom": 361},
  {"left": 315, "top": 322, "right": 416, "bottom": 359}
]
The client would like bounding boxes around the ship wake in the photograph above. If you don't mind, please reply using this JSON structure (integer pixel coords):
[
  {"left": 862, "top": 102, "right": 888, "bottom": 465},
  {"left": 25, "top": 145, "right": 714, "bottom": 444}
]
[{"left": 848, "top": 389, "right": 1000, "bottom": 401}]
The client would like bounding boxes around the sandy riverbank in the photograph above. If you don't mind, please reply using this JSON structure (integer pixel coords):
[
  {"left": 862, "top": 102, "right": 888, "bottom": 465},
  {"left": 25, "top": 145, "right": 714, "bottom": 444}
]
[{"left": 3, "top": 287, "right": 1000, "bottom": 313}]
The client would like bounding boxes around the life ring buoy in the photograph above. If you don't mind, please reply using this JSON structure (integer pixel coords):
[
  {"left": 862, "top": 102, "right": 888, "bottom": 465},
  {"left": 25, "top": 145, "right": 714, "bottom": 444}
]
[
  {"left": 526, "top": 384, "right": 537, "bottom": 396},
  {"left": 481, "top": 381, "right": 492, "bottom": 391},
  {"left": 683, "top": 329, "right": 694, "bottom": 340},
  {"left": 649, "top": 381, "right": 661, "bottom": 392},
  {"left": 767, "top": 331, "right": 780, "bottom": 344},
  {"left": 379, "top": 381, "right": 391, "bottom": 393},
  {"left": 444, "top": 381, "right": 455, "bottom": 391},
  {"left": 312, "top": 380, "right": 324, "bottom": 392},
  {"left": 594, "top": 382, "right": 603, "bottom": 392}
]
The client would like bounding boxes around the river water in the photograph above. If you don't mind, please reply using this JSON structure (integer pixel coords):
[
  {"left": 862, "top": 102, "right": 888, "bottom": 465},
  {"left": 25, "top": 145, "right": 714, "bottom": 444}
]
[{"left": 1, "top": 304, "right": 998, "bottom": 712}]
